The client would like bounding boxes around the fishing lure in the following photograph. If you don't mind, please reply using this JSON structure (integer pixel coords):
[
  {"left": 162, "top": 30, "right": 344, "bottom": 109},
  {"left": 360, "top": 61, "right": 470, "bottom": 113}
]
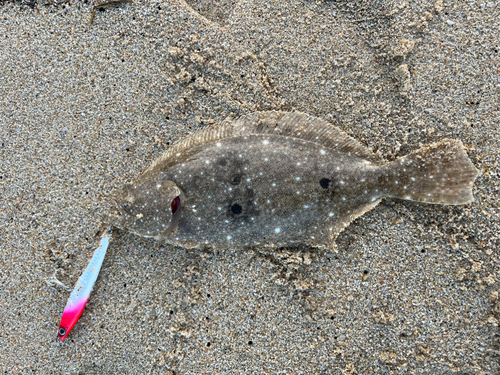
[{"left": 57, "top": 228, "right": 112, "bottom": 341}]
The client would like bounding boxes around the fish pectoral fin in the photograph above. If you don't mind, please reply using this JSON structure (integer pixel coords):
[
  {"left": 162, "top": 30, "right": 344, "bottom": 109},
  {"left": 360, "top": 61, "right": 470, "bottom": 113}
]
[{"left": 156, "top": 194, "right": 183, "bottom": 241}]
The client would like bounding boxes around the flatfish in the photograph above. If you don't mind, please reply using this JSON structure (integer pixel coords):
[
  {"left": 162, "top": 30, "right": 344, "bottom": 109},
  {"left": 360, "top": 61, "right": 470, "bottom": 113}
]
[{"left": 107, "top": 111, "right": 478, "bottom": 249}]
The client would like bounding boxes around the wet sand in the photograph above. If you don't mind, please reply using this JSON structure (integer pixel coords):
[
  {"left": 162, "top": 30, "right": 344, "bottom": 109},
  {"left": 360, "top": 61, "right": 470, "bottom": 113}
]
[{"left": 1, "top": 0, "right": 499, "bottom": 373}]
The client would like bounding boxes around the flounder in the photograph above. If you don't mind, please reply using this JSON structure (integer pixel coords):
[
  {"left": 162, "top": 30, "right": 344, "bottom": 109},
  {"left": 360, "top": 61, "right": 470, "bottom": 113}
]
[{"left": 107, "top": 111, "right": 478, "bottom": 249}]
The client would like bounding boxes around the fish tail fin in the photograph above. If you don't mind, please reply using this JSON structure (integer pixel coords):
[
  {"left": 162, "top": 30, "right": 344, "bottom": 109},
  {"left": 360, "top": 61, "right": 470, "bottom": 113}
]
[{"left": 386, "top": 139, "right": 479, "bottom": 205}]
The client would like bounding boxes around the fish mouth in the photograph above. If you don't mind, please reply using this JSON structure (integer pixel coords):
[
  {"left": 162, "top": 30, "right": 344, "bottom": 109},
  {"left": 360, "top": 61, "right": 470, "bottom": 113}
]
[{"left": 104, "top": 197, "right": 126, "bottom": 225}]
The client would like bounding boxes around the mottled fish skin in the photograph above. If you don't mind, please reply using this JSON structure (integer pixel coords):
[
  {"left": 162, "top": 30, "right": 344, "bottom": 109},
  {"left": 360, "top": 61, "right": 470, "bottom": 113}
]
[{"left": 107, "top": 111, "right": 479, "bottom": 249}]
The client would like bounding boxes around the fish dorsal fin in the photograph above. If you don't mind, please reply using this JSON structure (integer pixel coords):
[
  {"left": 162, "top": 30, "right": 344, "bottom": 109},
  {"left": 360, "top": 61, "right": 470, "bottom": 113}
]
[
  {"left": 141, "top": 111, "right": 381, "bottom": 180},
  {"left": 231, "top": 111, "right": 381, "bottom": 162}
]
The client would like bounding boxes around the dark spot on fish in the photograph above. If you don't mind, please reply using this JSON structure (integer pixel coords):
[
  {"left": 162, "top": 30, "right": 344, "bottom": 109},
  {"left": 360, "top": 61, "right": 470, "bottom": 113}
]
[
  {"left": 231, "top": 204, "right": 242, "bottom": 215},
  {"left": 191, "top": 175, "right": 204, "bottom": 189},
  {"left": 226, "top": 188, "right": 259, "bottom": 220},
  {"left": 230, "top": 173, "right": 242, "bottom": 186},
  {"left": 377, "top": 174, "right": 389, "bottom": 186},
  {"left": 319, "top": 178, "right": 331, "bottom": 189}
]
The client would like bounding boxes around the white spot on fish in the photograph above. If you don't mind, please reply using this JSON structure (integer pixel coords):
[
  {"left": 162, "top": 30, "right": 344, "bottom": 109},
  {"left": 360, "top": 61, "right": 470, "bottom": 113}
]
[{"left": 275, "top": 228, "right": 281, "bottom": 233}]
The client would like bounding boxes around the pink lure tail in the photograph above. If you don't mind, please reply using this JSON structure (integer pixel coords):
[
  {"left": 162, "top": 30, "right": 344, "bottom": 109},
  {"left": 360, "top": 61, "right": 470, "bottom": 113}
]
[{"left": 58, "top": 229, "right": 112, "bottom": 341}]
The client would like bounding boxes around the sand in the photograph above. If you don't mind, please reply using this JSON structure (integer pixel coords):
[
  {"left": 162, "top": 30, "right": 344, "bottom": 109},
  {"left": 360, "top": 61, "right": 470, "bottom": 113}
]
[{"left": 0, "top": 0, "right": 499, "bottom": 373}]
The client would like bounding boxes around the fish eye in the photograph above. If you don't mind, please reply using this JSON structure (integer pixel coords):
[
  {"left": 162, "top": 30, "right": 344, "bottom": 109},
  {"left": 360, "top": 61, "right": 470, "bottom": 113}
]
[
  {"left": 123, "top": 203, "right": 130, "bottom": 209},
  {"left": 59, "top": 328, "right": 66, "bottom": 336}
]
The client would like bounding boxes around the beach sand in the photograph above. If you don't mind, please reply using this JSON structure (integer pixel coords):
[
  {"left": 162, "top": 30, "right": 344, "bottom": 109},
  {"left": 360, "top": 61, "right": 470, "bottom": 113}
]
[{"left": 0, "top": 0, "right": 499, "bottom": 373}]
